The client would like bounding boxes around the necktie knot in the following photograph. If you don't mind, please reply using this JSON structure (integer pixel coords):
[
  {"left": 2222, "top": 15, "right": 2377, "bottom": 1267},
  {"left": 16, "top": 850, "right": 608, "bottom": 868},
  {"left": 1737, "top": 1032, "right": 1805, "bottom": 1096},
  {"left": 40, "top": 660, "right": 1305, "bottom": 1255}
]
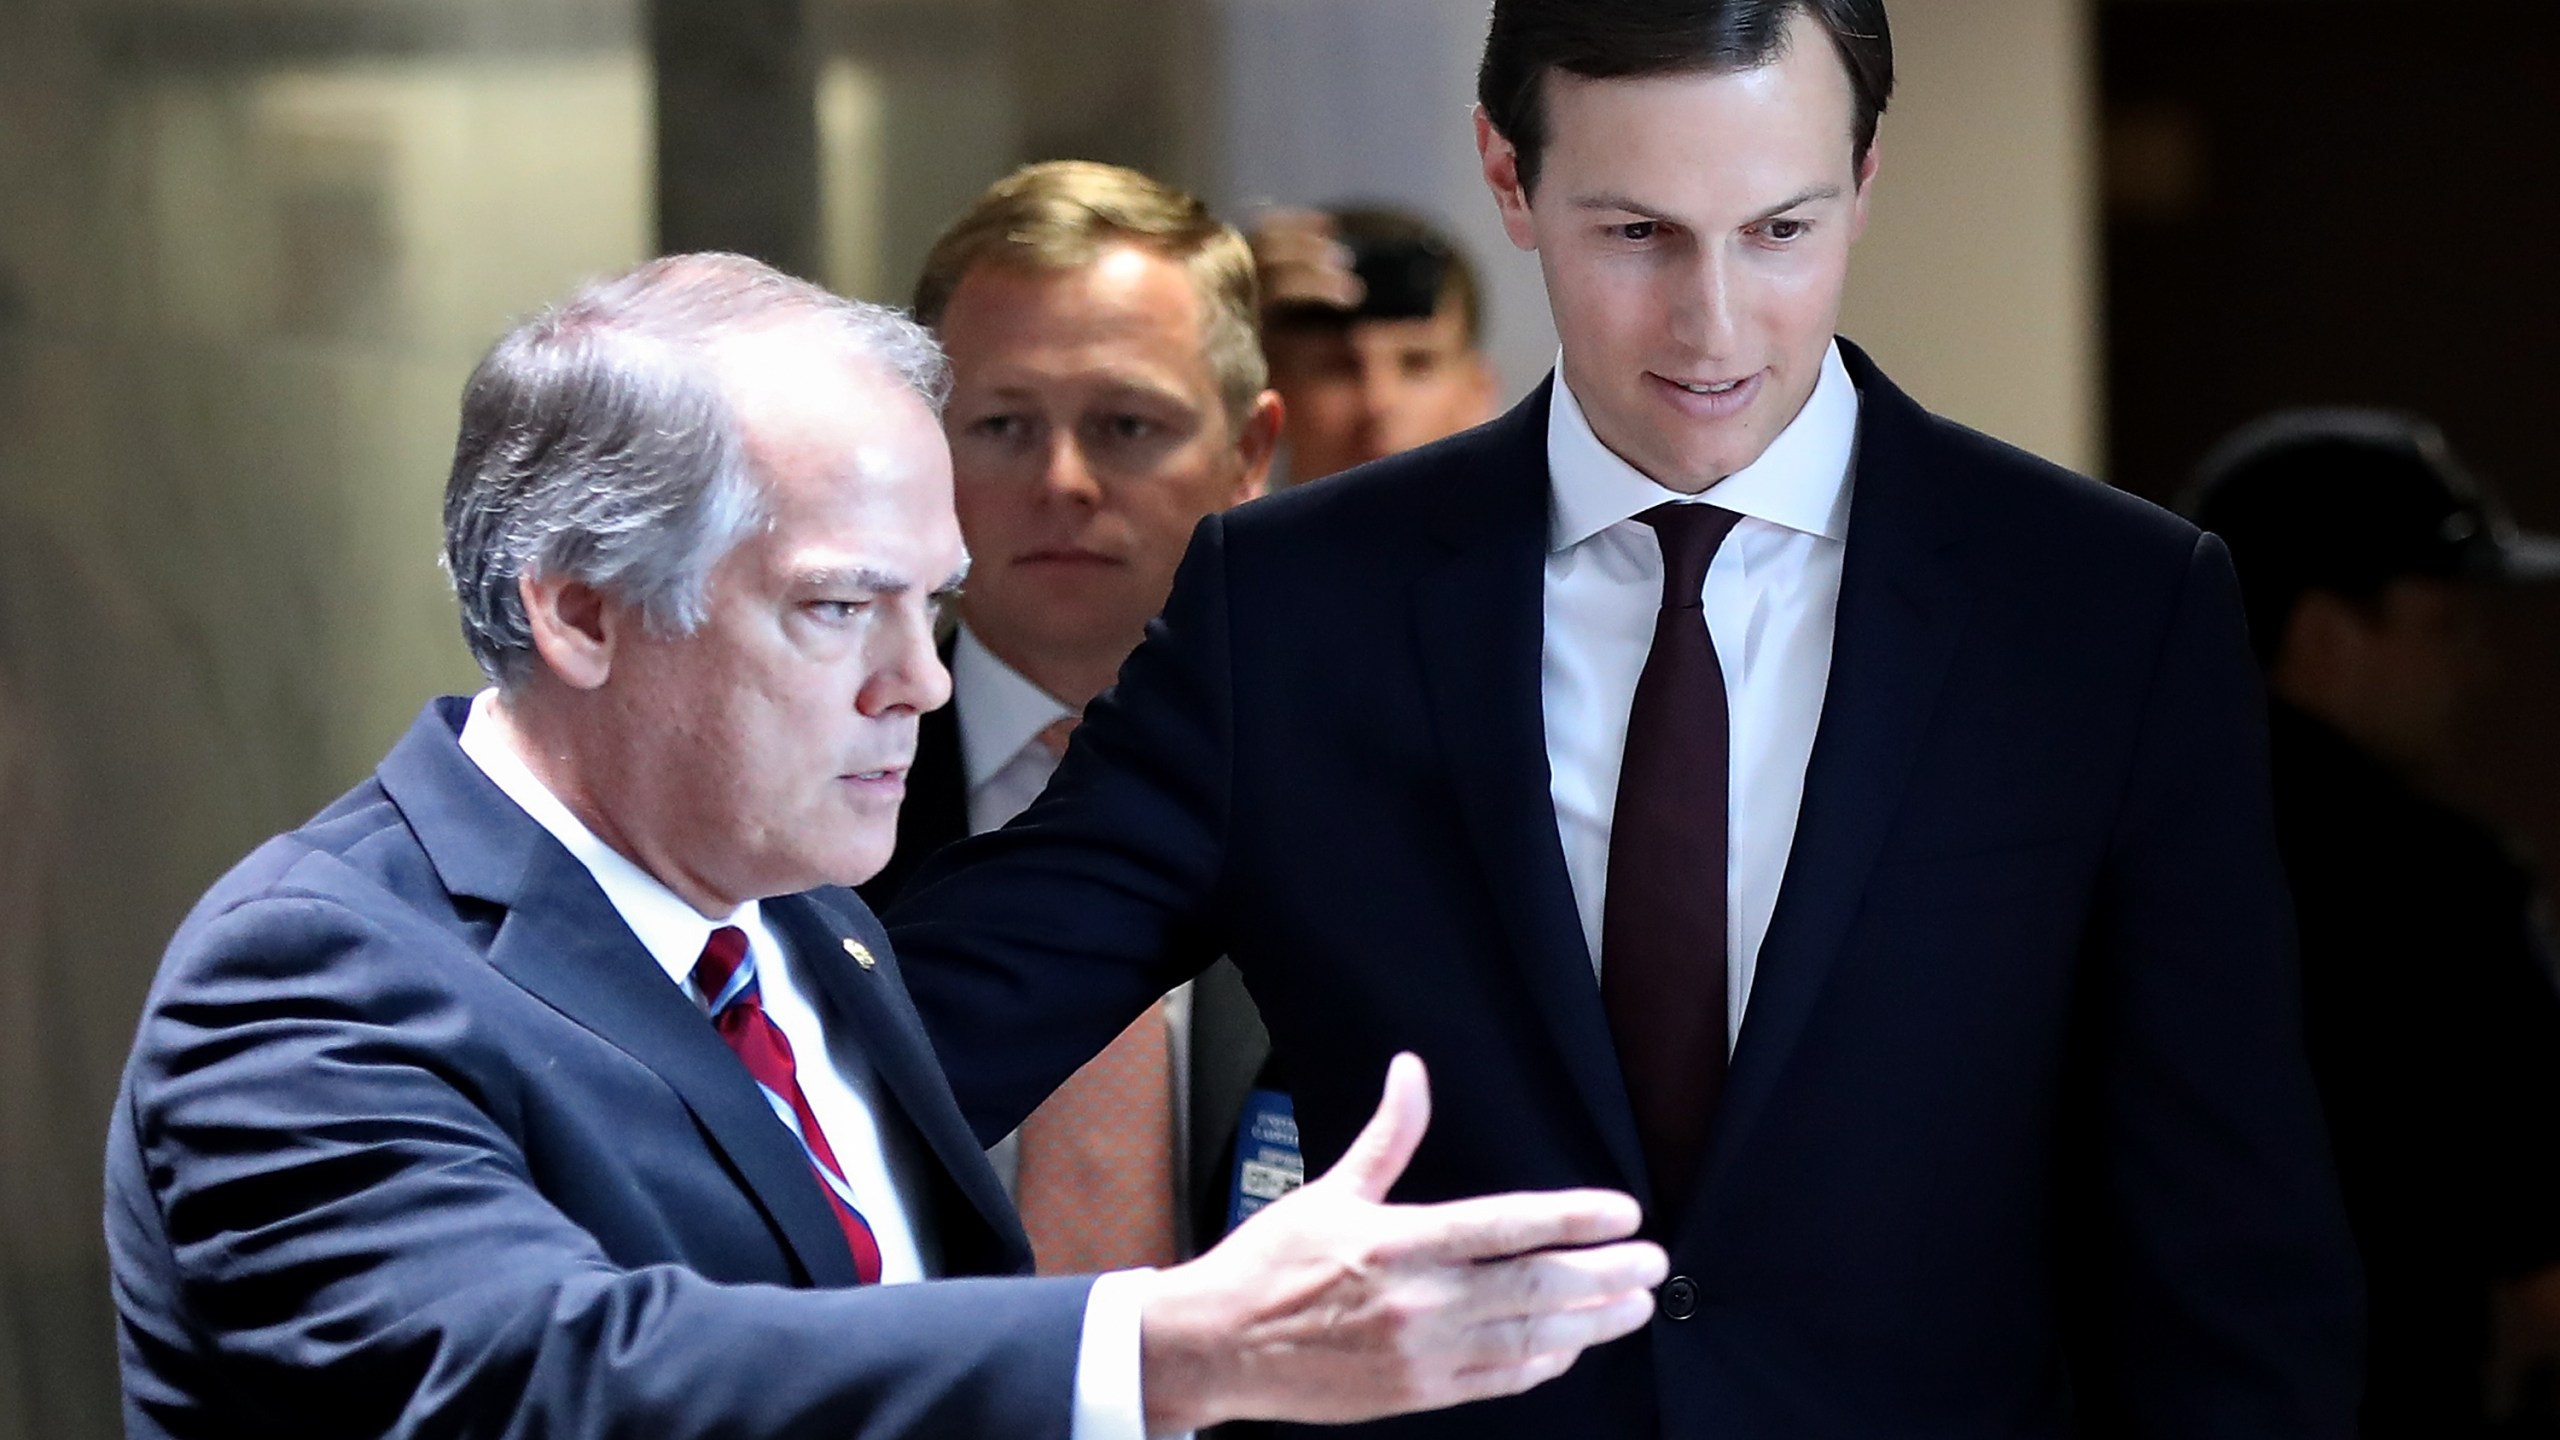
[
  {"left": 1637, "top": 502, "right": 1743, "bottom": 611},
  {"left": 691, "top": 925, "right": 752, "bottom": 1011}
]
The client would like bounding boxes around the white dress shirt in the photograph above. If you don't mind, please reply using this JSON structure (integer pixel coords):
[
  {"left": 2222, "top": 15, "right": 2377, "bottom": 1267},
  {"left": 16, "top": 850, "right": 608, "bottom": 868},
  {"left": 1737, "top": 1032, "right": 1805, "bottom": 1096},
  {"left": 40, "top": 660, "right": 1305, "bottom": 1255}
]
[
  {"left": 950, "top": 627, "right": 1196, "bottom": 1203},
  {"left": 457, "top": 692, "right": 1153, "bottom": 1440},
  {"left": 1542, "top": 342, "right": 1860, "bottom": 1046}
]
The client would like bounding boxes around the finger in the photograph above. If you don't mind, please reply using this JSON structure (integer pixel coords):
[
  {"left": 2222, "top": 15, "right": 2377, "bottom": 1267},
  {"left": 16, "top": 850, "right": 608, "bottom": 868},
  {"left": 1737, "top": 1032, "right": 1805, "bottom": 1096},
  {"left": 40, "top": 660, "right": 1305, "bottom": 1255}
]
[
  {"left": 1452, "top": 1289, "right": 1658, "bottom": 1373},
  {"left": 1391, "top": 1187, "right": 1646, "bottom": 1264},
  {"left": 1426, "top": 1241, "right": 1667, "bottom": 1331},
  {"left": 1489, "top": 1241, "right": 1670, "bottom": 1312},
  {"left": 1315, "top": 1052, "right": 1430, "bottom": 1203}
]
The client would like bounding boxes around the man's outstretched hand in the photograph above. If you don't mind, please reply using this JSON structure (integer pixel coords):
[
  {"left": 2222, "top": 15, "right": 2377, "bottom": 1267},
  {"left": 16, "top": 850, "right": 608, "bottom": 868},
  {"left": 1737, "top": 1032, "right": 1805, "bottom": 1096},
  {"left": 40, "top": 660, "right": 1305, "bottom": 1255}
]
[{"left": 1136, "top": 1053, "right": 1667, "bottom": 1435}]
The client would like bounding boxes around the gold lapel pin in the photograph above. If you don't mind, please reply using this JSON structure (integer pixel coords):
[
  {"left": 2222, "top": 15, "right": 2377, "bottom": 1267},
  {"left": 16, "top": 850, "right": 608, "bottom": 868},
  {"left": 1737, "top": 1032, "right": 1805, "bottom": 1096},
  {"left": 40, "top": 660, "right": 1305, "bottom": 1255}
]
[{"left": 842, "top": 937, "right": 877, "bottom": 971}]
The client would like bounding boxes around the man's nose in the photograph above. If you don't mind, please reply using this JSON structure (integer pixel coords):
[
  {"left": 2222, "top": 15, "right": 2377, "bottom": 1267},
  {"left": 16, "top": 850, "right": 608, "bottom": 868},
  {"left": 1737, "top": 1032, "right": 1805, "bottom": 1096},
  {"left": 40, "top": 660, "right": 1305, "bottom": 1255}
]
[
  {"left": 1672, "top": 251, "right": 1740, "bottom": 359},
  {"left": 862, "top": 607, "right": 952, "bottom": 717},
  {"left": 1040, "top": 432, "right": 1104, "bottom": 505},
  {"left": 1357, "top": 361, "right": 1401, "bottom": 424}
]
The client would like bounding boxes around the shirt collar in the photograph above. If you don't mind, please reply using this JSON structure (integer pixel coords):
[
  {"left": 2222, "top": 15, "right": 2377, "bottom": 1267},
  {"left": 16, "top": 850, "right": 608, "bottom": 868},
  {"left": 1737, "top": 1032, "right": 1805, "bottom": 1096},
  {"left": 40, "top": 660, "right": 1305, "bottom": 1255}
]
[
  {"left": 1547, "top": 339, "right": 1860, "bottom": 553},
  {"left": 950, "top": 625, "right": 1075, "bottom": 791},
  {"left": 457, "top": 689, "right": 756, "bottom": 992}
]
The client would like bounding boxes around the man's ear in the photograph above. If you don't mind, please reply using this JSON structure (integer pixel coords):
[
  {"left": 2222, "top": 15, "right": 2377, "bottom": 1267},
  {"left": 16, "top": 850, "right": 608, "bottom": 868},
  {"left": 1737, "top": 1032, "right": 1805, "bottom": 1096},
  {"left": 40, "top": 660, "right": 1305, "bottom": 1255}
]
[
  {"left": 519, "top": 570, "right": 619, "bottom": 692},
  {"left": 1474, "top": 107, "right": 1539, "bottom": 252},
  {"left": 1232, "top": 389, "right": 1286, "bottom": 503},
  {"left": 1848, "top": 133, "right": 1882, "bottom": 246}
]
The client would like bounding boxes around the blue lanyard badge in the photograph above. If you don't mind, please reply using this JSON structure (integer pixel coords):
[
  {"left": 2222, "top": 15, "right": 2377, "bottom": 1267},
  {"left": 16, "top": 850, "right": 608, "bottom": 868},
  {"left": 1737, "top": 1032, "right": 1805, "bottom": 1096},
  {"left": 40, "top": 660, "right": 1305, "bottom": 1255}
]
[{"left": 1226, "top": 1088, "right": 1305, "bottom": 1232}]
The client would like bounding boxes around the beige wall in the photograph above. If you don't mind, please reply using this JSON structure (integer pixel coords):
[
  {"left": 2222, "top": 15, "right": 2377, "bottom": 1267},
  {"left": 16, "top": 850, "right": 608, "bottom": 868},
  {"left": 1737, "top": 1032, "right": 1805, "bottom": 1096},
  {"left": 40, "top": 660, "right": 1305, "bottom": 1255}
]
[
  {"left": 1210, "top": 0, "right": 2104, "bottom": 476},
  {"left": 0, "top": 12, "right": 649, "bottom": 1434},
  {"left": 1840, "top": 0, "right": 2103, "bottom": 475}
]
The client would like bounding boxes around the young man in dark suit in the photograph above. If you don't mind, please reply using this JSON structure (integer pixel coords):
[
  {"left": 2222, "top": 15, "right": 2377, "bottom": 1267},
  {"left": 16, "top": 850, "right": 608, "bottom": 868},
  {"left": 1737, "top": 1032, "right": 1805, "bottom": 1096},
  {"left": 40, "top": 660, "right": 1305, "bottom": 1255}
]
[
  {"left": 858, "top": 162, "right": 1281, "bottom": 1266},
  {"left": 887, "top": 2, "right": 2365, "bottom": 1435},
  {"left": 100, "top": 253, "right": 1668, "bottom": 1440}
]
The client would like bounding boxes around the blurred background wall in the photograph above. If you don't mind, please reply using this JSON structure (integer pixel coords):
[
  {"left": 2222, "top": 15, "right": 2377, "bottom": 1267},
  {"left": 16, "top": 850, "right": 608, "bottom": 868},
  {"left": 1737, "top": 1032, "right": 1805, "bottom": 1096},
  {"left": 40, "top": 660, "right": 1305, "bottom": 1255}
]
[{"left": 0, "top": 0, "right": 2549, "bottom": 1434}]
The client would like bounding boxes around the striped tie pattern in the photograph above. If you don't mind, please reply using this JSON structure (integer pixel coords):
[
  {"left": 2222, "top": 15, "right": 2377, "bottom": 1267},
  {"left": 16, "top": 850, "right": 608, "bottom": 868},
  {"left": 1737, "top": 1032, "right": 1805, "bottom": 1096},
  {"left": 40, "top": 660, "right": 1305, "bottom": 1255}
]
[{"left": 693, "top": 926, "right": 884, "bottom": 1284}]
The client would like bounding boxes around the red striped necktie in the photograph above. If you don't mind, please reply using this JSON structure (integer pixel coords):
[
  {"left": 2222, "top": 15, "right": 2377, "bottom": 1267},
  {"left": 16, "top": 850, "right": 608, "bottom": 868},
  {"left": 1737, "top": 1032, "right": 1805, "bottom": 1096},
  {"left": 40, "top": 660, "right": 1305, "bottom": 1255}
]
[{"left": 693, "top": 925, "right": 885, "bottom": 1284}]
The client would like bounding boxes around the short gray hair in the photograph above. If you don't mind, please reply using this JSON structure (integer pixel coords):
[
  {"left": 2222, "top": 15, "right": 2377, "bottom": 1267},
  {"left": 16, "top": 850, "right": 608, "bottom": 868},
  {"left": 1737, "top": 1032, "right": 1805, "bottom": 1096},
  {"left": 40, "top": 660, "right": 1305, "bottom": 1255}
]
[{"left": 442, "top": 251, "right": 950, "bottom": 684}]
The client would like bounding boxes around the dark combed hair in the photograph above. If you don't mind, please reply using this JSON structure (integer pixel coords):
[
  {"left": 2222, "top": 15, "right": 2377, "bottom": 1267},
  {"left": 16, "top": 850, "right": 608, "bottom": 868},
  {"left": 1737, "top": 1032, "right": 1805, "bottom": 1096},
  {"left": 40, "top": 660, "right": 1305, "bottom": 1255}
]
[{"left": 1478, "top": 0, "right": 1894, "bottom": 194}]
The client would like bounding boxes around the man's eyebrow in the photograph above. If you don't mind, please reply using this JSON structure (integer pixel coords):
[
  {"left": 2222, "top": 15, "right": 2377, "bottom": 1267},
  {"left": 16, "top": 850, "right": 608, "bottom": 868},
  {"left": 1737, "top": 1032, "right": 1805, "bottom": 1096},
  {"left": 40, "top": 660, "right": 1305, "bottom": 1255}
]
[
  {"left": 932, "top": 559, "right": 971, "bottom": 599},
  {"left": 793, "top": 565, "right": 908, "bottom": 595},
  {"left": 1570, "top": 184, "right": 1846, "bottom": 225},
  {"left": 1571, "top": 191, "right": 1667, "bottom": 216},
  {"left": 1745, "top": 184, "right": 1844, "bottom": 225}
]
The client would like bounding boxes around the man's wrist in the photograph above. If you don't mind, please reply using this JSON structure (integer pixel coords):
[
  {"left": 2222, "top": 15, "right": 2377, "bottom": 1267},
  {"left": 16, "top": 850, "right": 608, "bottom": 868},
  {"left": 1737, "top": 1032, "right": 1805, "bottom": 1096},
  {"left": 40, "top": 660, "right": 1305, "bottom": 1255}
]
[{"left": 1135, "top": 1256, "right": 1236, "bottom": 1436}]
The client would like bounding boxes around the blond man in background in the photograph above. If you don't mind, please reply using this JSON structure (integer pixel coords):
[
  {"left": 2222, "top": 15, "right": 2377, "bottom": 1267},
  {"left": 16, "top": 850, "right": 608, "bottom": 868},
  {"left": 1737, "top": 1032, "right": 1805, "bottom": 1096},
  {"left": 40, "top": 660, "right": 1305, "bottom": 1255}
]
[{"left": 860, "top": 162, "right": 1281, "bottom": 1275}]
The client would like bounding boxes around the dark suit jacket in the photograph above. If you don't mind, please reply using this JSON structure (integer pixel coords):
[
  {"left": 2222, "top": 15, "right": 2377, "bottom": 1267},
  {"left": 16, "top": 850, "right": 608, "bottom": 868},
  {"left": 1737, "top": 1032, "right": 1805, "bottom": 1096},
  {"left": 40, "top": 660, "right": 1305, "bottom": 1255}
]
[
  {"left": 860, "top": 662, "right": 1273, "bottom": 1253},
  {"left": 104, "top": 698, "right": 1093, "bottom": 1440},
  {"left": 890, "top": 342, "right": 2363, "bottom": 1438}
]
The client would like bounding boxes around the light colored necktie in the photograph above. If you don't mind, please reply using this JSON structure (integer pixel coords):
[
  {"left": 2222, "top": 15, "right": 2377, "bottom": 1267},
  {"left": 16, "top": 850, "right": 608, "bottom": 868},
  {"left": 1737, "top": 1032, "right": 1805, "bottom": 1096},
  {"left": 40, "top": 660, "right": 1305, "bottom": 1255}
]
[{"left": 1011, "top": 713, "right": 1180, "bottom": 1274}]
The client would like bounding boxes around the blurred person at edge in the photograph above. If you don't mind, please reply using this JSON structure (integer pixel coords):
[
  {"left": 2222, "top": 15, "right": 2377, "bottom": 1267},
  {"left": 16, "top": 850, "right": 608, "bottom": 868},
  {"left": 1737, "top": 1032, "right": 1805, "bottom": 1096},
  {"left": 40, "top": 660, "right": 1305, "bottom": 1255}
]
[
  {"left": 1251, "top": 205, "right": 1499, "bottom": 485},
  {"left": 2188, "top": 411, "right": 2560, "bottom": 1440},
  {"left": 99, "top": 252, "right": 1669, "bottom": 1440},
  {"left": 885, "top": 0, "right": 2365, "bottom": 1435},
  {"left": 857, "top": 161, "right": 1283, "bottom": 1273}
]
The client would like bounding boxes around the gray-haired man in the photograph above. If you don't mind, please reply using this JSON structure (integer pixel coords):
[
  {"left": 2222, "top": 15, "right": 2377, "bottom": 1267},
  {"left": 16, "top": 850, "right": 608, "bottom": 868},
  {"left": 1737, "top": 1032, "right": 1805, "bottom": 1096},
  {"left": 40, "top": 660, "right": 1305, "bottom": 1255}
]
[{"left": 103, "top": 252, "right": 1664, "bottom": 1440}]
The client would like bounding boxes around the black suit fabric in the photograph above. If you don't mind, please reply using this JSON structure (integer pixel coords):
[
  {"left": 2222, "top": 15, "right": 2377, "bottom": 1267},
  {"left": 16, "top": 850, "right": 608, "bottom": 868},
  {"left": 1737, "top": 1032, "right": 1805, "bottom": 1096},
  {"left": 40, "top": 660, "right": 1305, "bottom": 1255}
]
[
  {"left": 859, "top": 667, "right": 1273, "bottom": 1253},
  {"left": 105, "top": 698, "right": 1090, "bottom": 1440},
  {"left": 2272, "top": 703, "right": 2560, "bottom": 1437},
  {"left": 889, "top": 341, "right": 2362, "bottom": 1439}
]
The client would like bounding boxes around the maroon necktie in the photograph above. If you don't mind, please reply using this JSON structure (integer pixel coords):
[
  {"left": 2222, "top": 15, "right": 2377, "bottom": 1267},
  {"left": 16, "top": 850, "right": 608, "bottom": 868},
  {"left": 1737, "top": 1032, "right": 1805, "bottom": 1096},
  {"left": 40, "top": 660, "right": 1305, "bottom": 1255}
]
[
  {"left": 693, "top": 926, "right": 886, "bottom": 1283},
  {"left": 1601, "top": 502, "right": 1743, "bottom": 1220}
]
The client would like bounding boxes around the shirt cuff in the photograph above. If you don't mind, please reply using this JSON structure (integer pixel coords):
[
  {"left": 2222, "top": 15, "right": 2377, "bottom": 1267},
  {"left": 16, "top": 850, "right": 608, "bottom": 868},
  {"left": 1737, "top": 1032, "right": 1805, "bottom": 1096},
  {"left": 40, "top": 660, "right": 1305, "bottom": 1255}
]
[{"left": 1072, "top": 1267, "right": 1186, "bottom": 1440}]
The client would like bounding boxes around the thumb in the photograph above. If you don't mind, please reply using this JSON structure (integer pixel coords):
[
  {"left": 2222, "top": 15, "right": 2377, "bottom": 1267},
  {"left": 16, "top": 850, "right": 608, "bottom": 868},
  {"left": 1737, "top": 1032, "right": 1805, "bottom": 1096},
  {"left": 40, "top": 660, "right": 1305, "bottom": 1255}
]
[{"left": 1317, "top": 1052, "right": 1430, "bottom": 1204}]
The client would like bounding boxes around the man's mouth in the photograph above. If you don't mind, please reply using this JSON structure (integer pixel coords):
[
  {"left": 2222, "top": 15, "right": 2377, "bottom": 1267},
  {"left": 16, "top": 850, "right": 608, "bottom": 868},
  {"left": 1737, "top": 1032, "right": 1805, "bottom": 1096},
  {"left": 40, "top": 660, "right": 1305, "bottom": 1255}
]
[
  {"left": 1665, "top": 375, "right": 1749, "bottom": 396},
  {"left": 1651, "top": 370, "right": 1764, "bottom": 414},
  {"left": 1016, "top": 547, "right": 1120, "bottom": 567}
]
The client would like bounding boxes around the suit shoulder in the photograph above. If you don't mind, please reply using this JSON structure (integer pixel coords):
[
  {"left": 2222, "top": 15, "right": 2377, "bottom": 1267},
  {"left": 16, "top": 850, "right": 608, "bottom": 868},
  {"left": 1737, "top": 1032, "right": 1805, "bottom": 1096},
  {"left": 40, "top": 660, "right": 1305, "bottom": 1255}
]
[
  {"left": 1904, "top": 408, "right": 2204, "bottom": 583},
  {"left": 152, "top": 777, "right": 470, "bottom": 1011},
  {"left": 1225, "top": 417, "right": 1517, "bottom": 546}
]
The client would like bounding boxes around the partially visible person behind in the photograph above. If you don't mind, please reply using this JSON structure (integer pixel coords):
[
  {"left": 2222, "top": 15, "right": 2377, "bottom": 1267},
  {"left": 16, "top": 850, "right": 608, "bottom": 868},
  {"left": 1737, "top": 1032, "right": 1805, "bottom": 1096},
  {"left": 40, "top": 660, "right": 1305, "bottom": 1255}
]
[
  {"left": 99, "top": 251, "right": 1669, "bottom": 1440},
  {"left": 1251, "top": 205, "right": 1498, "bottom": 485},
  {"left": 863, "top": 160, "right": 1282, "bottom": 1270},
  {"left": 2189, "top": 409, "right": 2560, "bottom": 1439}
]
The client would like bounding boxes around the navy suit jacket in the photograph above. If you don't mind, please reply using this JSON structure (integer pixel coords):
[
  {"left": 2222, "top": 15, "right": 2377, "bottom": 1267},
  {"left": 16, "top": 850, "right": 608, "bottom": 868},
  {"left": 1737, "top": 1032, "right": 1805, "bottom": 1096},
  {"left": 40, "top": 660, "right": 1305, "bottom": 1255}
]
[
  {"left": 859, "top": 666, "right": 1274, "bottom": 1254},
  {"left": 105, "top": 698, "right": 1094, "bottom": 1440},
  {"left": 891, "top": 343, "right": 2364, "bottom": 1438}
]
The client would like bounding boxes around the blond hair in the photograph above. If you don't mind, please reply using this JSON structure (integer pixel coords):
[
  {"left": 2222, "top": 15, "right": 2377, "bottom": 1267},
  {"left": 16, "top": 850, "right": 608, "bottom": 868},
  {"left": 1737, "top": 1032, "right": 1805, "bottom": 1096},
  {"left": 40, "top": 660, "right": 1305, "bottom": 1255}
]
[{"left": 914, "top": 161, "right": 1266, "bottom": 425}]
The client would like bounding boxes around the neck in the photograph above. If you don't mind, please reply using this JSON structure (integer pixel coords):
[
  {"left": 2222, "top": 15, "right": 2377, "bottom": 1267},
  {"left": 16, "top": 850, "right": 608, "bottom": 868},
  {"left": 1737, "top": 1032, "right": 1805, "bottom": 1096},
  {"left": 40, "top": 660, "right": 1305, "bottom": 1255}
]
[
  {"left": 481, "top": 688, "right": 739, "bottom": 919},
  {"left": 965, "top": 620, "right": 1131, "bottom": 714}
]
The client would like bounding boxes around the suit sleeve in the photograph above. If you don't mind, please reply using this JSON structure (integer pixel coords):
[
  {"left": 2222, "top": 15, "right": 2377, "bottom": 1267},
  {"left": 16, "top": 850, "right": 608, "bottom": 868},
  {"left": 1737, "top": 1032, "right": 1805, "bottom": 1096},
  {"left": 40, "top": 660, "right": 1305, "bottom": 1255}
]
[
  {"left": 892, "top": 515, "right": 1238, "bottom": 1144},
  {"left": 114, "top": 890, "right": 1095, "bottom": 1440},
  {"left": 2067, "top": 532, "right": 2364, "bottom": 1437}
]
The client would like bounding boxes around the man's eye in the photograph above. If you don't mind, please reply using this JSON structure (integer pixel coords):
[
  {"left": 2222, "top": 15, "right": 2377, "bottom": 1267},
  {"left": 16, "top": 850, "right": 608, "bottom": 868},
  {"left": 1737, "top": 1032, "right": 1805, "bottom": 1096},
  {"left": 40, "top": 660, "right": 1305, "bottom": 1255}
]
[
  {"left": 807, "top": 600, "right": 864, "bottom": 624},
  {"left": 1101, "top": 414, "right": 1160, "bottom": 442},
  {"left": 1761, "top": 218, "right": 1811, "bottom": 243},
  {"left": 968, "top": 414, "right": 1025, "bottom": 440},
  {"left": 1614, "top": 221, "right": 1660, "bottom": 243}
]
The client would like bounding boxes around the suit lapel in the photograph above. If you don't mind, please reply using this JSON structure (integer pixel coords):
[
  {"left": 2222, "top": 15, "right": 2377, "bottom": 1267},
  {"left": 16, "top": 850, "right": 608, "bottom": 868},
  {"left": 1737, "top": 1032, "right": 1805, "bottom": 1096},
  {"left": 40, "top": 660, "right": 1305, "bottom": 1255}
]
[
  {"left": 381, "top": 702, "right": 862, "bottom": 1289},
  {"left": 773, "top": 891, "right": 1031, "bottom": 1265},
  {"left": 1411, "top": 381, "right": 1650, "bottom": 1197},
  {"left": 1696, "top": 346, "right": 1974, "bottom": 1209}
]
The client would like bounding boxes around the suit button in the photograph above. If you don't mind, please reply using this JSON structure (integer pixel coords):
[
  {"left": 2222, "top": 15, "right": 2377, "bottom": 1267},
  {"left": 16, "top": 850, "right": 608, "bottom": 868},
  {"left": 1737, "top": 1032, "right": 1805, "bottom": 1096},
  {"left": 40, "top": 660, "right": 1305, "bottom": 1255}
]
[{"left": 1660, "top": 1275, "right": 1699, "bottom": 1321}]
